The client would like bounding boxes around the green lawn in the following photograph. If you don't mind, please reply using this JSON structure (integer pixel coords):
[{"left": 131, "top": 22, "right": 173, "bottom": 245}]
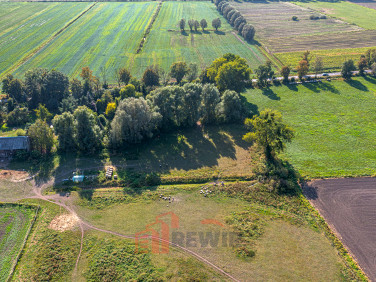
[
  {"left": 243, "top": 77, "right": 376, "bottom": 177},
  {"left": 295, "top": 1, "right": 376, "bottom": 29},
  {"left": 276, "top": 47, "right": 373, "bottom": 72},
  {"left": 130, "top": 1, "right": 268, "bottom": 77},
  {"left": 14, "top": 2, "right": 156, "bottom": 82},
  {"left": 0, "top": 2, "right": 91, "bottom": 78}
]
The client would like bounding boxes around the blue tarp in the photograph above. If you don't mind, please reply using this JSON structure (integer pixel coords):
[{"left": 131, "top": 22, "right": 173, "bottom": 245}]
[{"left": 72, "top": 175, "right": 84, "bottom": 182}]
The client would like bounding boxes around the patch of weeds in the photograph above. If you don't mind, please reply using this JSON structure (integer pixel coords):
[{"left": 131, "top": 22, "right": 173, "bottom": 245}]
[
  {"left": 32, "top": 231, "right": 80, "bottom": 281},
  {"left": 84, "top": 237, "right": 161, "bottom": 281}
]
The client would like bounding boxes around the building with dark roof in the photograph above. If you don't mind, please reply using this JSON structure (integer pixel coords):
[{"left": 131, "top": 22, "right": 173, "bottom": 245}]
[{"left": 0, "top": 136, "right": 30, "bottom": 158}]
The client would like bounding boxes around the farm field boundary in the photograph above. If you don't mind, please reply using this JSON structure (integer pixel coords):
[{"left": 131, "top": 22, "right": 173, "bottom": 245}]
[
  {"left": 13, "top": 2, "right": 158, "bottom": 81},
  {"left": 0, "top": 203, "right": 39, "bottom": 281},
  {"left": 276, "top": 46, "right": 376, "bottom": 72},
  {"left": 4, "top": 2, "right": 96, "bottom": 77},
  {"left": 304, "top": 177, "right": 376, "bottom": 281}
]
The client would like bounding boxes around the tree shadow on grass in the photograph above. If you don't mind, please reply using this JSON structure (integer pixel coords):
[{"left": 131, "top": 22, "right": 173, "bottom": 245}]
[
  {"left": 214, "top": 30, "right": 225, "bottom": 35},
  {"left": 363, "top": 75, "right": 376, "bottom": 84},
  {"left": 262, "top": 88, "right": 280, "bottom": 100},
  {"left": 181, "top": 30, "right": 189, "bottom": 36},
  {"left": 286, "top": 83, "right": 298, "bottom": 92},
  {"left": 345, "top": 79, "right": 368, "bottom": 91},
  {"left": 202, "top": 30, "right": 210, "bottom": 34}
]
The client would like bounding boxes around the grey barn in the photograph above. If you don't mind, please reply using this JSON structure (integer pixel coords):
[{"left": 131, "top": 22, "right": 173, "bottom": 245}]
[{"left": 0, "top": 136, "right": 30, "bottom": 158}]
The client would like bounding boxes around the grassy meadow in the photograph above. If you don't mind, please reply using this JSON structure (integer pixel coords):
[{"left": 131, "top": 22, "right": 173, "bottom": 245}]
[
  {"left": 14, "top": 2, "right": 157, "bottom": 81},
  {"left": 130, "top": 1, "right": 268, "bottom": 77},
  {"left": 0, "top": 204, "right": 36, "bottom": 281},
  {"left": 276, "top": 47, "right": 373, "bottom": 72},
  {"left": 71, "top": 183, "right": 353, "bottom": 281},
  {"left": 244, "top": 77, "right": 376, "bottom": 178},
  {"left": 295, "top": 1, "right": 376, "bottom": 30},
  {"left": 0, "top": 2, "right": 91, "bottom": 78}
]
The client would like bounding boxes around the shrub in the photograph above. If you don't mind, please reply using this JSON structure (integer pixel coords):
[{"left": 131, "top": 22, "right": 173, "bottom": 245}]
[{"left": 292, "top": 16, "right": 298, "bottom": 21}]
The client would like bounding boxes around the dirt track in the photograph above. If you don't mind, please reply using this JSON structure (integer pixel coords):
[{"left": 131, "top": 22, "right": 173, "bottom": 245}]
[{"left": 304, "top": 178, "right": 376, "bottom": 281}]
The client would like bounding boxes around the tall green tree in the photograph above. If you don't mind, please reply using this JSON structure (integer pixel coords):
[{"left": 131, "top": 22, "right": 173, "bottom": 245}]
[
  {"left": 35, "top": 104, "right": 52, "bottom": 122},
  {"left": 142, "top": 67, "right": 160, "bottom": 87},
  {"left": 200, "top": 19, "right": 207, "bottom": 31},
  {"left": 215, "top": 90, "right": 244, "bottom": 123},
  {"left": 242, "top": 24, "right": 255, "bottom": 41},
  {"left": 52, "top": 112, "right": 76, "bottom": 151},
  {"left": 243, "top": 109, "right": 294, "bottom": 160},
  {"left": 179, "top": 18, "right": 186, "bottom": 32},
  {"left": 212, "top": 18, "right": 221, "bottom": 31},
  {"left": 358, "top": 56, "right": 368, "bottom": 76},
  {"left": 119, "top": 68, "right": 132, "bottom": 85},
  {"left": 170, "top": 61, "right": 188, "bottom": 84},
  {"left": 255, "top": 61, "right": 274, "bottom": 88},
  {"left": 74, "top": 106, "right": 102, "bottom": 152},
  {"left": 342, "top": 59, "right": 356, "bottom": 80},
  {"left": 200, "top": 84, "right": 220, "bottom": 124},
  {"left": 281, "top": 66, "right": 290, "bottom": 83},
  {"left": 215, "top": 58, "right": 251, "bottom": 92},
  {"left": 110, "top": 98, "right": 161, "bottom": 147},
  {"left": 27, "top": 119, "right": 54, "bottom": 155}
]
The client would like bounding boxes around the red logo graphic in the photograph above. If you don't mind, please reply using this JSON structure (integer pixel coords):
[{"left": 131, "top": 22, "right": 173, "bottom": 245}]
[{"left": 135, "top": 212, "right": 179, "bottom": 254}]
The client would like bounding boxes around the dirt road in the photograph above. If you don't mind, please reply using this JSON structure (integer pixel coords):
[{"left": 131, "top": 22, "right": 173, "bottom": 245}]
[{"left": 304, "top": 177, "right": 376, "bottom": 281}]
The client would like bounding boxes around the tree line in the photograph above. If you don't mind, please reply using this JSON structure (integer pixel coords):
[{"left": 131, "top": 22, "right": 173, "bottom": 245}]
[
  {"left": 214, "top": 0, "right": 256, "bottom": 42},
  {"left": 178, "top": 18, "right": 221, "bottom": 32},
  {"left": 1, "top": 53, "right": 254, "bottom": 156}
]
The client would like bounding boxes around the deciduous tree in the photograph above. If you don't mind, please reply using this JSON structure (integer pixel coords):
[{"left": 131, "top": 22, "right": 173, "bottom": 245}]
[
  {"left": 170, "top": 61, "right": 188, "bottom": 84},
  {"left": 243, "top": 109, "right": 294, "bottom": 160},
  {"left": 200, "top": 19, "right": 207, "bottom": 31},
  {"left": 74, "top": 106, "right": 102, "bottom": 152},
  {"left": 341, "top": 59, "right": 356, "bottom": 80},
  {"left": 52, "top": 112, "right": 76, "bottom": 151},
  {"left": 110, "top": 98, "right": 161, "bottom": 147},
  {"left": 28, "top": 119, "right": 54, "bottom": 155},
  {"left": 281, "top": 66, "right": 290, "bottom": 83},
  {"left": 212, "top": 18, "right": 221, "bottom": 31}
]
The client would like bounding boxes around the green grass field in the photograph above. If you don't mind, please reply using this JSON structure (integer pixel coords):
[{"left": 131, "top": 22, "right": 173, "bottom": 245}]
[
  {"left": 295, "top": 1, "right": 376, "bottom": 30},
  {"left": 244, "top": 77, "right": 376, "bottom": 177},
  {"left": 276, "top": 47, "right": 372, "bottom": 72},
  {"left": 130, "top": 1, "right": 268, "bottom": 77},
  {"left": 0, "top": 2, "right": 91, "bottom": 78},
  {"left": 0, "top": 2, "right": 51, "bottom": 37},
  {"left": 72, "top": 183, "right": 352, "bottom": 280},
  {"left": 0, "top": 204, "right": 36, "bottom": 281},
  {"left": 13, "top": 2, "right": 157, "bottom": 81}
]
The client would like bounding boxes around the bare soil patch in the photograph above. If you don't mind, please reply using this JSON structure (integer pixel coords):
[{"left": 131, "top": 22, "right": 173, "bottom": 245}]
[
  {"left": 0, "top": 169, "right": 29, "bottom": 182},
  {"left": 304, "top": 177, "right": 376, "bottom": 280},
  {"left": 49, "top": 213, "right": 79, "bottom": 232}
]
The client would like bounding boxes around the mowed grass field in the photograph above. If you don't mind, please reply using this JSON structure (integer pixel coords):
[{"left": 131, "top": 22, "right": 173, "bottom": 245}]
[
  {"left": 121, "top": 1, "right": 268, "bottom": 77},
  {"left": 244, "top": 77, "right": 376, "bottom": 178},
  {"left": 0, "top": 2, "right": 91, "bottom": 78},
  {"left": 14, "top": 2, "right": 157, "bottom": 81},
  {"left": 295, "top": 1, "right": 376, "bottom": 30},
  {"left": 276, "top": 47, "right": 372, "bottom": 72},
  {"left": 0, "top": 204, "right": 36, "bottom": 281}
]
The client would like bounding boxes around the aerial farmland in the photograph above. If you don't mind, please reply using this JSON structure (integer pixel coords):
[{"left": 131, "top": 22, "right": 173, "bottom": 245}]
[{"left": 0, "top": 0, "right": 375, "bottom": 281}]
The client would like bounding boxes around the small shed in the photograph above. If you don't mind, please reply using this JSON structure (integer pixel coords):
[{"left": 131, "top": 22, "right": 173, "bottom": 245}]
[
  {"left": 0, "top": 136, "right": 30, "bottom": 158},
  {"left": 72, "top": 175, "right": 84, "bottom": 183}
]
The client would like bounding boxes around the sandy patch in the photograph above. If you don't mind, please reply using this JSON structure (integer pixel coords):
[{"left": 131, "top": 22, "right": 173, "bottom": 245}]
[
  {"left": 49, "top": 213, "right": 79, "bottom": 232},
  {"left": 0, "top": 169, "right": 29, "bottom": 181}
]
